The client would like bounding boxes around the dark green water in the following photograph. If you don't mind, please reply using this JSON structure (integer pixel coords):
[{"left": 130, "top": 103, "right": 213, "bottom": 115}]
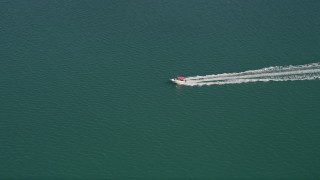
[{"left": 1, "top": 0, "right": 320, "bottom": 179}]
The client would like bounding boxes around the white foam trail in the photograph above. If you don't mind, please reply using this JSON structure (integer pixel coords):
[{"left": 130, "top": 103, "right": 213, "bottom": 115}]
[{"left": 183, "top": 63, "right": 320, "bottom": 86}]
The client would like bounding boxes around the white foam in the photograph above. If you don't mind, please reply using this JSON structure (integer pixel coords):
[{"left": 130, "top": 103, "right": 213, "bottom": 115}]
[{"left": 183, "top": 63, "right": 320, "bottom": 86}]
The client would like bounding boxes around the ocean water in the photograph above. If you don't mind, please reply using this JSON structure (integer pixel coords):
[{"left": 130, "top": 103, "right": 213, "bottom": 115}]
[{"left": 1, "top": 0, "right": 320, "bottom": 179}]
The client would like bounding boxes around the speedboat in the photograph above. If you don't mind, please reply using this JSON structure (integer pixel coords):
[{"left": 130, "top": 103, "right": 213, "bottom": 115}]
[{"left": 171, "top": 76, "right": 187, "bottom": 85}]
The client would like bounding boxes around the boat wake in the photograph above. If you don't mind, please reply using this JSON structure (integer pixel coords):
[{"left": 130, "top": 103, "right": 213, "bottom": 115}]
[{"left": 183, "top": 63, "right": 320, "bottom": 86}]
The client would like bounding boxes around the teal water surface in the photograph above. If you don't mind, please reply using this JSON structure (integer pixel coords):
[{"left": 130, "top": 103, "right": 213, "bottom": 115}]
[{"left": 1, "top": 0, "right": 320, "bottom": 179}]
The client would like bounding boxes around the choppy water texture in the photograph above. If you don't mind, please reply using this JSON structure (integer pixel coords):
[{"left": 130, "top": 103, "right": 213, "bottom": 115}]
[{"left": 1, "top": 0, "right": 320, "bottom": 179}]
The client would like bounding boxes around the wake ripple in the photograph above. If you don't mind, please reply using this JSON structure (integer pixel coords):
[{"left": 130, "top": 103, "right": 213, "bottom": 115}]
[{"left": 183, "top": 63, "right": 320, "bottom": 86}]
